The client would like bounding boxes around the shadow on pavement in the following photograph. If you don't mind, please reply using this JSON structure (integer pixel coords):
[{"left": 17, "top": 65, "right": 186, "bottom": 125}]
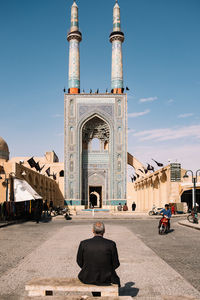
[
  {"left": 40, "top": 215, "right": 52, "bottom": 223},
  {"left": 168, "top": 229, "right": 175, "bottom": 234},
  {"left": 119, "top": 281, "right": 139, "bottom": 297},
  {"left": 32, "top": 215, "right": 52, "bottom": 224}
]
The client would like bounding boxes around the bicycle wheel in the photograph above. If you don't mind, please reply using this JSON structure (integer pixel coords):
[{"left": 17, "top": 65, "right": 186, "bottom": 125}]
[{"left": 187, "top": 215, "right": 194, "bottom": 223}]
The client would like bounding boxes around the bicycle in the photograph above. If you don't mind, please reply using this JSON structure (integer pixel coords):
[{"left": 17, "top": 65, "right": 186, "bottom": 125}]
[{"left": 187, "top": 210, "right": 199, "bottom": 224}]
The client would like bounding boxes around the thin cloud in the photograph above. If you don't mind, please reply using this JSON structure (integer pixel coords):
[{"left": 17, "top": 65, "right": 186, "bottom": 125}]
[
  {"left": 128, "top": 109, "right": 150, "bottom": 118},
  {"left": 128, "top": 144, "right": 200, "bottom": 172},
  {"left": 178, "top": 113, "right": 194, "bottom": 118},
  {"left": 128, "top": 129, "right": 136, "bottom": 133},
  {"left": 167, "top": 99, "right": 174, "bottom": 104},
  {"left": 139, "top": 96, "right": 158, "bottom": 103},
  {"left": 52, "top": 114, "right": 63, "bottom": 118},
  {"left": 132, "top": 124, "right": 200, "bottom": 141},
  {"left": 55, "top": 132, "right": 64, "bottom": 137}
]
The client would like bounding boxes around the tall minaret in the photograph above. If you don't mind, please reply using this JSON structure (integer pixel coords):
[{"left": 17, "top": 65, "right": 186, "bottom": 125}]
[
  {"left": 67, "top": 1, "right": 82, "bottom": 94},
  {"left": 109, "top": 0, "right": 124, "bottom": 94}
]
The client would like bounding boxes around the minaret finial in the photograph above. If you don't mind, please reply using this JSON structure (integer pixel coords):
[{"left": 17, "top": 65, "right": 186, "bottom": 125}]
[{"left": 72, "top": 1, "right": 78, "bottom": 7}]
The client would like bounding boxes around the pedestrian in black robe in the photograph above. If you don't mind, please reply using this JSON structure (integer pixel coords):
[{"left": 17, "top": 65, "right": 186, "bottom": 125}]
[{"left": 132, "top": 202, "right": 136, "bottom": 211}]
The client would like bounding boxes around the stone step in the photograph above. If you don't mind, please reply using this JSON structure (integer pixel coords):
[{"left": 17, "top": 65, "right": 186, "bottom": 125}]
[{"left": 25, "top": 278, "right": 118, "bottom": 297}]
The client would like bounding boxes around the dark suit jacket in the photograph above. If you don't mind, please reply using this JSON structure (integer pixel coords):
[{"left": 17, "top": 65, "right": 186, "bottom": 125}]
[{"left": 77, "top": 235, "right": 120, "bottom": 285}]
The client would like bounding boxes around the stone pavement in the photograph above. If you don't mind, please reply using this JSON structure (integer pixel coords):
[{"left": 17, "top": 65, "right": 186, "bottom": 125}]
[
  {"left": 68, "top": 211, "right": 187, "bottom": 220},
  {"left": 178, "top": 219, "right": 200, "bottom": 231},
  {"left": 0, "top": 222, "right": 200, "bottom": 299},
  {"left": 0, "top": 212, "right": 187, "bottom": 228}
]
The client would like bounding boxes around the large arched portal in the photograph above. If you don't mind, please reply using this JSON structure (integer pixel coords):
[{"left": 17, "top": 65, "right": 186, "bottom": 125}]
[
  {"left": 81, "top": 116, "right": 110, "bottom": 207},
  {"left": 181, "top": 189, "right": 200, "bottom": 211},
  {"left": 64, "top": 93, "right": 127, "bottom": 208}
]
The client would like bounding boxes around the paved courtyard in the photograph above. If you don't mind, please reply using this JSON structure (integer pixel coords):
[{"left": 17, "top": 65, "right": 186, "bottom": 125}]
[{"left": 0, "top": 217, "right": 200, "bottom": 299}]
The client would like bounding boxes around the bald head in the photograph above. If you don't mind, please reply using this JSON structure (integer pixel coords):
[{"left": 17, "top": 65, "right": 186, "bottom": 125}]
[{"left": 93, "top": 221, "right": 105, "bottom": 236}]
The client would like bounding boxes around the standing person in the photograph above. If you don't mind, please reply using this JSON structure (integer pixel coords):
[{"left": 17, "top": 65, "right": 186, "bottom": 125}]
[
  {"left": 49, "top": 200, "right": 54, "bottom": 214},
  {"left": 90, "top": 194, "right": 95, "bottom": 208},
  {"left": 171, "top": 204, "right": 175, "bottom": 215},
  {"left": 132, "top": 201, "right": 136, "bottom": 211},
  {"left": 43, "top": 200, "right": 49, "bottom": 217},
  {"left": 77, "top": 221, "right": 120, "bottom": 286},
  {"left": 35, "top": 200, "right": 42, "bottom": 224}
]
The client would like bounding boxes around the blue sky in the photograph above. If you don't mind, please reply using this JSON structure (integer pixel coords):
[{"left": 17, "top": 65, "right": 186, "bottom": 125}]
[{"left": 0, "top": 0, "right": 200, "bottom": 171}]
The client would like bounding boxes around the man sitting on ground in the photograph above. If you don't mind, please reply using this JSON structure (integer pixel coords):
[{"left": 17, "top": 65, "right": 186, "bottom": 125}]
[
  {"left": 123, "top": 203, "right": 128, "bottom": 211},
  {"left": 77, "top": 221, "right": 120, "bottom": 286},
  {"left": 117, "top": 203, "right": 122, "bottom": 211}
]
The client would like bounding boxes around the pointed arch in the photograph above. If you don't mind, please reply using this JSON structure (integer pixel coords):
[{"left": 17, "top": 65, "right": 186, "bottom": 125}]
[{"left": 78, "top": 112, "right": 113, "bottom": 135}]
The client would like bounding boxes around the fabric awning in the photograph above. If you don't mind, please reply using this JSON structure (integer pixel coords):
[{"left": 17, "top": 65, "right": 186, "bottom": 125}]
[
  {"left": 14, "top": 178, "right": 42, "bottom": 202},
  {"left": 180, "top": 182, "right": 200, "bottom": 187}
]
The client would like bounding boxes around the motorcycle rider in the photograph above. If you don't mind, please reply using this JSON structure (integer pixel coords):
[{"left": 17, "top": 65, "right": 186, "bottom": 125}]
[{"left": 159, "top": 204, "right": 172, "bottom": 230}]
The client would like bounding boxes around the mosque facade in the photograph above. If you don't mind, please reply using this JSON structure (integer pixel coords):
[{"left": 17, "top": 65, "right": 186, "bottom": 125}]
[{"left": 64, "top": 1, "right": 127, "bottom": 208}]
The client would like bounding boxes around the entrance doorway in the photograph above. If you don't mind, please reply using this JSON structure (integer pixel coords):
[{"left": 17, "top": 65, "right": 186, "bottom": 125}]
[
  {"left": 181, "top": 189, "right": 200, "bottom": 211},
  {"left": 89, "top": 186, "right": 102, "bottom": 208}
]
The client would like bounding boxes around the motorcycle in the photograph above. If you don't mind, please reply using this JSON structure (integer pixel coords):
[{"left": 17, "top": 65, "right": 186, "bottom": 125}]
[
  {"left": 62, "top": 207, "right": 72, "bottom": 220},
  {"left": 149, "top": 206, "right": 163, "bottom": 216},
  {"left": 158, "top": 216, "right": 170, "bottom": 235},
  {"left": 50, "top": 206, "right": 65, "bottom": 216},
  {"left": 50, "top": 206, "right": 72, "bottom": 220}
]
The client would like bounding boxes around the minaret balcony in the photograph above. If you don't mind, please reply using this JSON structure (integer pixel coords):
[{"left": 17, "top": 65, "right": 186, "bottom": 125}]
[
  {"left": 109, "top": 31, "right": 124, "bottom": 43},
  {"left": 67, "top": 30, "right": 82, "bottom": 42}
]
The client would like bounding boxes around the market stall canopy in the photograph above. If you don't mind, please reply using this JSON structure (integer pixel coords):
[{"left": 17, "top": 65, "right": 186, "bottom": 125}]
[{"left": 14, "top": 178, "right": 42, "bottom": 202}]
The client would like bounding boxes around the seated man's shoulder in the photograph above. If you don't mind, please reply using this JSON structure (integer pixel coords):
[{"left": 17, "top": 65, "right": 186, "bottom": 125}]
[
  {"left": 80, "top": 237, "right": 117, "bottom": 248},
  {"left": 80, "top": 237, "right": 93, "bottom": 244},
  {"left": 102, "top": 237, "right": 117, "bottom": 246}
]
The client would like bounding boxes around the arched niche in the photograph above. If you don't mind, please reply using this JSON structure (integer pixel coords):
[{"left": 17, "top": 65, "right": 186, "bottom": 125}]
[
  {"left": 78, "top": 113, "right": 113, "bottom": 206},
  {"left": 82, "top": 115, "right": 110, "bottom": 152}
]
